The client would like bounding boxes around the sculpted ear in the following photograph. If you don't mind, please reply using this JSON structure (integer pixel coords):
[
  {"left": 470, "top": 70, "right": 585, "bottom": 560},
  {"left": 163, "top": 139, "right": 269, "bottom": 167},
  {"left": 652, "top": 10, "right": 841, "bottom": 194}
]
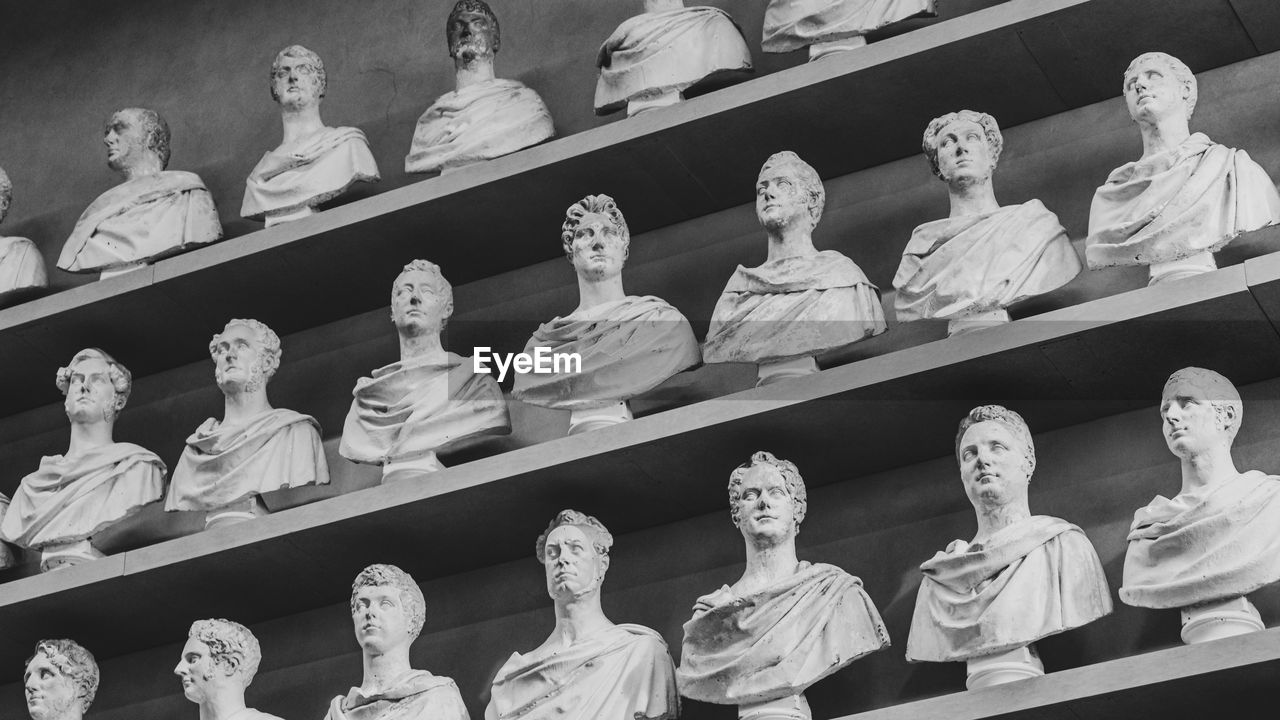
[{"left": 221, "top": 653, "right": 242, "bottom": 679}]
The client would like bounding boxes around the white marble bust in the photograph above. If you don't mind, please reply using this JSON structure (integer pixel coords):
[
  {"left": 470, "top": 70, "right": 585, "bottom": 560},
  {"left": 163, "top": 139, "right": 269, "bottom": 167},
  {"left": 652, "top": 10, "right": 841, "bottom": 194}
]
[
  {"left": 165, "top": 319, "right": 329, "bottom": 528},
  {"left": 242, "top": 45, "right": 380, "bottom": 227},
  {"left": 23, "top": 639, "right": 99, "bottom": 720},
  {"left": 905, "top": 405, "right": 1111, "bottom": 688},
  {"left": 763, "top": 0, "right": 937, "bottom": 61},
  {"left": 341, "top": 260, "right": 510, "bottom": 480},
  {"left": 0, "top": 166, "right": 48, "bottom": 305},
  {"left": 59, "top": 108, "right": 222, "bottom": 275},
  {"left": 0, "top": 349, "right": 166, "bottom": 571},
  {"left": 894, "top": 110, "right": 1081, "bottom": 335},
  {"left": 1122, "top": 368, "right": 1280, "bottom": 643},
  {"left": 595, "top": 0, "right": 752, "bottom": 117},
  {"left": 486, "top": 510, "right": 679, "bottom": 720},
  {"left": 511, "top": 194, "right": 701, "bottom": 434},
  {"left": 405, "top": 0, "right": 555, "bottom": 175},
  {"left": 326, "top": 564, "right": 469, "bottom": 720},
  {"left": 678, "top": 452, "right": 889, "bottom": 720},
  {"left": 176, "top": 619, "right": 283, "bottom": 720},
  {"left": 1087, "top": 53, "right": 1280, "bottom": 285}
]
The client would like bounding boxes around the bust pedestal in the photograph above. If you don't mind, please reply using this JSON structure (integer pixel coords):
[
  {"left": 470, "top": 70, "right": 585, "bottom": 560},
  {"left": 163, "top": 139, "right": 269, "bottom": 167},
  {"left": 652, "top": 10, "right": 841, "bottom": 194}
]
[
  {"left": 628, "top": 88, "right": 682, "bottom": 117},
  {"left": 265, "top": 205, "right": 316, "bottom": 228},
  {"left": 739, "top": 694, "right": 811, "bottom": 720},
  {"left": 947, "top": 308, "right": 1010, "bottom": 336},
  {"left": 757, "top": 356, "right": 819, "bottom": 387},
  {"left": 1148, "top": 251, "right": 1216, "bottom": 286},
  {"left": 1180, "top": 596, "right": 1264, "bottom": 644},
  {"left": 206, "top": 495, "right": 269, "bottom": 529},
  {"left": 99, "top": 262, "right": 147, "bottom": 280},
  {"left": 382, "top": 451, "right": 446, "bottom": 484},
  {"left": 568, "top": 401, "right": 633, "bottom": 435},
  {"left": 809, "top": 36, "right": 867, "bottom": 61},
  {"left": 40, "top": 539, "right": 104, "bottom": 572},
  {"left": 965, "top": 644, "right": 1044, "bottom": 689}
]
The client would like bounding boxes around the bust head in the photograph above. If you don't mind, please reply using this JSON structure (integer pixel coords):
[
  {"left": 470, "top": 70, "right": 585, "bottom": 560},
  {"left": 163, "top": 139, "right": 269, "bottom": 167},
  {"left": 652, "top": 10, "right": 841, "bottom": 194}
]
[
  {"left": 270, "top": 44, "right": 326, "bottom": 109},
  {"left": 104, "top": 107, "right": 170, "bottom": 174},
  {"left": 1160, "top": 367, "right": 1241, "bottom": 460},
  {"left": 175, "top": 619, "right": 262, "bottom": 704},
  {"left": 24, "top": 640, "right": 98, "bottom": 720},
  {"left": 447, "top": 0, "right": 500, "bottom": 63},
  {"left": 536, "top": 509, "right": 613, "bottom": 603},
  {"left": 756, "top": 151, "right": 824, "bottom": 234},
  {"left": 56, "top": 348, "right": 131, "bottom": 424},
  {"left": 391, "top": 259, "right": 454, "bottom": 339},
  {"left": 350, "top": 564, "right": 426, "bottom": 654},
  {"left": 922, "top": 110, "right": 1002, "bottom": 187},
  {"left": 562, "top": 194, "right": 629, "bottom": 282},
  {"left": 0, "top": 165, "right": 12, "bottom": 225},
  {"left": 728, "top": 451, "right": 808, "bottom": 545},
  {"left": 955, "top": 405, "right": 1035, "bottom": 511},
  {"left": 1124, "top": 52, "right": 1196, "bottom": 125},
  {"left": 209, "top": 319, "right": 281, "bottom": 395}
]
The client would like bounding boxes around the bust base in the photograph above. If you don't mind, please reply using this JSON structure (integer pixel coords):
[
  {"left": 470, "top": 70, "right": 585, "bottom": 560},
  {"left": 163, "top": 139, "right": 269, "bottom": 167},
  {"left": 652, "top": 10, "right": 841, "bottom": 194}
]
[
  {"left": 627, "top": 88, "right": 682, "bottom": 117},
  {"left": 568, "top": 402, "right": 634, "bottom": 435},
  {"left": 739, "top": 693, "right": 811, "bottom": 720},
  {"left": 382, "top": 451, "right": 446, "bottom": 484},
  {"left": 947, "top": 308, "right": 1011, "bottom": 336},
  {"left": 757, "top": 356, "right": 819, "bottom": 387},
  {"left": 39, "top": 539, "right": 104, "bottom": 572},
  {"left": 99, "top": 262, "right": 147, "bottom": 280},
  {"left": 264, "top": 205, "right": 317, "bottom": 228},
  {"left": 1148, "top": 251, "right": 1216, "bottom": 286},
  {"left": 809, "top": 36, "right": 868, "bottom": 62},
  {"left": 1180, "top": 596, "right": 1264, "bottom": 644},
  {"left": 966, "top": 643, "right": 1044, "bottom": 689},
  {"left": 205, "top": 495, "right": 270, "bottom": 529}
]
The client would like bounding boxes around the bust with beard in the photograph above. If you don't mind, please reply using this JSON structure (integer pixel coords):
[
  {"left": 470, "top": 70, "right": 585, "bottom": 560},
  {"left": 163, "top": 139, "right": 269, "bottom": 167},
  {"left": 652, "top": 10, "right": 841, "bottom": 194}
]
[{"left": 23, "top": 640, "right": 99, "bottom": 720}]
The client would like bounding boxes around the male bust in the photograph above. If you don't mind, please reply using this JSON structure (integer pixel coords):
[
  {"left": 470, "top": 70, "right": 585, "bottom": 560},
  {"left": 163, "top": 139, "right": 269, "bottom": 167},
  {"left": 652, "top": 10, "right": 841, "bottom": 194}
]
[
  {"left": 327, "top": 564, "right": 469, "bottom": 720},
  {"left": 405, "top": 0, "right": 555, "bottom": 175},
  {"left": 165, "top": 319, "right": 329, "bottom": 528},
  {"left": 23, "top": 639, "right": 99, "bottom": 720},
  {"left": 905, "top": 406, "right": 1111, "bottom": 688},
  {"left": 341, "top": 259, "right": 510, "bottom": 481},
  {"left": 0, "top": 349, "right": 166, "bottom": 571},
  {"left": 894, "top": 111, "right": 1080, "bottom": 335},
  {"left": 486, "top": 510, "right": 678, "bottom": 720},
  {"left": 1087, "top": 53, "right": 1280, "bottom": 285},
  {"left": 763, "top": 0, "right": 936, "bottom": 60},
  {"left": 511, "top": 194, "right": 700, "bottom": 434},
  {"left": 0, "top": 166, "right": 48, "bottom": 304},
  {"left": 0, "top": 492, "right": 14, "bottom": 570},
  {"left": 1122, "top": 368, "right": 1280, "bottom": 643},
  {"left": 175, "top": 619, "right": 283, "bottom": 720},
  {"left": 242, "top": 45, "right": 380, "bottom": 227},
  {"left": 678, "top": 452, "right": 889, "bottom": 720},
  {"left": 595, "top": 0, "right": 752, "bottom": 117},
  {"left": 59, "top": 107, "right": 222, "bottom": 274},
  {"left": 703, "top": 152, "right": 886, "bottom": 385}
]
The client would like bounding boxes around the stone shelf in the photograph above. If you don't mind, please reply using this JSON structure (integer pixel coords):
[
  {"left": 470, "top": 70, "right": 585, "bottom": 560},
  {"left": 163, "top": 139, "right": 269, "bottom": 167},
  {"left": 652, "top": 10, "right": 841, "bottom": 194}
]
[{"left": 0, "top": 0, "right": 1274, "bottom": 416}]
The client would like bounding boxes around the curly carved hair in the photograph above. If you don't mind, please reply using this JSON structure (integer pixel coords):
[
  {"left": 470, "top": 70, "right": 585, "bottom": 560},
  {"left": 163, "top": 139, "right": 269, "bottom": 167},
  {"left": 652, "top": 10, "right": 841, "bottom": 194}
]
[
  {"left": 270, "top": 44, "right": 327, "bottom": 101},
  {"left": 1163, "top": 367, "right": 1242, "bottom": 441},
  {"left": 560, "top": 194, "right": 630, "bottom": 260},
  {"left": 921, "top": 109, "right": 1003, "bottom": 179},
  {"left": 56, "top": 348, "right": 132, "bottom": 420},
  {"left": 391, "top": 259, "right": 455, "bottom": 329},
  {"left": 188, "top": 619, "right": 262, "bottom": 686},
  {"left": 1125, "top": 52, "right": 1197, "bottom": 119},
  {"left": 0, "top": 165, "right": 12, "bottom": 223},
  {"left": 350, "top": 564, "right": 426, "bottom": 638},
  {"left": 209, "top": 319, "right": 282, "bottom": 382},
  {"left": 727, "top": 451, "right": 808, "bottom": 530},
  {"left": 447, "top": 0, "right": 501, "bottom": 56},
  {"left": 759, "top": 151, "right": 825, "bottom": 224},
  {"left": 535, "top": 509, "right": 614, "bottom": 563},
  {"left": 27, "top": 640, "right": 99, "bottom": 714},
  {"left": 955, "top": 405, "right": 1036, "bottom": 476},
  {"left": 111, "top": 108, "right": 171, "bottom": 169}
]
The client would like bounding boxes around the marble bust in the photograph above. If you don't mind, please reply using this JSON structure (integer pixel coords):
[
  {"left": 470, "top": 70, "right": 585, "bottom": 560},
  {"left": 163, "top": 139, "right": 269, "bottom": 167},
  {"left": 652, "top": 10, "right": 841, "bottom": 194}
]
[
  {"left": 1122, "top": 368, "right": 1280, "bottom": 643},
  {"left": 511, "top": 194, "right": 701, "bottom": 434},
  {"left": 405, "top": 0, "right": 555, "bottom": 175},
  {"left": 165, "top": 319, "right": 329, "bottom": 528},
  {"left": 327, "top": 564, "right": 469, "bottom": 720},
  {"left": 0, "top": 165, "right": 48, "bottom": 305},
  {"left": 0, "top": 493, "right": 14, "bottom": 570},
  {"left": 1087, "top": 52, "right": 1280, "bottom": 285},
  {"left": 175, "top": 619, "right": 283, "bottom": 720},
  {"left": 905, "top": 405, "right": 1112, "bottom": 688},
  {"left": 242, "top": 45, "right": 380, "bottom": 227},
  {"left": 894, "top": 111, "right": 1081, "bottom": 335},
  {"left": 703, "top": 152, "right": 886, "bottom": 386},
  {"left": 59, "top": 107, "right": 222, "bottom": 275},
  {"left": 0, "top": 349, "right": 166, "bottom": 571},
  {"left": 23, "top": 639, "right": 99, "bottom": 720},
  {"left": 678, "top": 452, "right": 889, "bottom": 720},
  {"left": 341, "top": 259, "right": 510, "bottom": 480},
  {"left": 595, "top": 0, "right": 752, "bottom": 117},
  {"left": 486, "top": 509, "right": 679, "bottom": 720},
  {"left": 763, "top": 0, "right": 937, "bottom": 61}
]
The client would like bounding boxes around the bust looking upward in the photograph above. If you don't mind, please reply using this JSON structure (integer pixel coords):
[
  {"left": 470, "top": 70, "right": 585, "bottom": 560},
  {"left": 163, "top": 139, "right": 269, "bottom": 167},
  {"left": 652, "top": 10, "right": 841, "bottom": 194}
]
[{"left": 23, "top": 640, "right": 99, "bottom": 720}]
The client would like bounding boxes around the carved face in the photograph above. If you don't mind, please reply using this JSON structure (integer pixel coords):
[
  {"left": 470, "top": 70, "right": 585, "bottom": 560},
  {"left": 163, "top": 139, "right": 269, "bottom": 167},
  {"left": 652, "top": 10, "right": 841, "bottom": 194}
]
[
  {"left": 212, "top": 323, "right": 267, "bottom": 395},
  {"left": 449, "top": 10, "right": 496, "bottom": 62},
  {"left": 755, "top": 165, "right": 811, "bottom": 233},
  {"left": 63, "top": 356, "right": 118, "bottom": 425},
  {"left": 542, "top": 525, "right": 607, "bottom": 602},
  {"left": 103, "top": 109, "right": 150, "bottom": 174},
  {"left": 935, "top": 118, "right": 996, "bottom": 187},
  {"left": 271, "top": 54, "right": 324, "bottom": 110},
  {"left": 391, "top": 270, "right": 448, "bottom": 338},
  {"left": 1161, "top": 379, "right": 1234, "bottom": 459},
  {"left": 24, "top": 654, "right": 78, "bottom": 720},
  {"left": 958, "top": 420, "right": 1031, "bottom": 508},
  {"left": 173, "top": 638, "right": 219, "bottom": 704},
  {"left": 734, "top": 463, "right": 798, "bottom": 544},
  {"left": 568, "top": 211, "right": 628, "bottom": 282},
  {"left": 352, "top": 585, "right": 413, "bottom": 654},
  {"left": 1124, "top": 57, "right": 1187, "bottom": 125}
]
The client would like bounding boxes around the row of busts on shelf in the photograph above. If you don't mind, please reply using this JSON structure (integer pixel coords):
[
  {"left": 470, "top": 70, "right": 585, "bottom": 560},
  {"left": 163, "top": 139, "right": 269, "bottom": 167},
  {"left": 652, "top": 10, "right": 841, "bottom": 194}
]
[{"left": 18, "top": 378, "right": 1280, "bottom": 720}]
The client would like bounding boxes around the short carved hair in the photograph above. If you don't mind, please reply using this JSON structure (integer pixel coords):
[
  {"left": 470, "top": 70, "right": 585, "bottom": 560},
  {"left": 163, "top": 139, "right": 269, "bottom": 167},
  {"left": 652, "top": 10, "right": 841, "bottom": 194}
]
[
  {"left": 535, "top": 509, "right": 614, "bottom": 563},
  {"left": 270, "top": 44, "right": 327, "bottom": 101},
  {"left": 1163, "top": 367, "right": 1242, "bottom": 440},
  {"left": 56, "top": 348, "right": 132, "bottom": 419},
  {"left": 0, "top": 165, "right": 12, "bottom": 222},
  {"left": 560, "top": 194, "right": 630, "bottom": 259},
  {"left": 955, "top": 405, "right": 1036, "bottom": 476},
  {"left": 27, "top": 640, "right": 99, "bottom": 714},
  {"left": 350, "top": 564, "right": 426, "bottom": 638},
  {"left": 921, "top": 110, "right": 1003, "bottom": 179},
  {"left": 759, "top": 151, "right": 825, "bottom": 223},
  {"left": 209, "top": 319, "right": 283, "bottom": 381},
  {"left": 392, "top": 259, "right": 455, "bottom": 328},
  {"left": 188, "top": 619, "right": 262, "bottom": 686},
  {"left": 1125, "top": 52, "right": 1197, "bottom": 119},
  {"left": 727, "top": 451, "right": 808, "bottom": 529},
  {"left": 115, "top": 107, "right": 171, "bottom": 170},
  {"left": 447, "top": 0, "right": 501, "bottom": 56}
]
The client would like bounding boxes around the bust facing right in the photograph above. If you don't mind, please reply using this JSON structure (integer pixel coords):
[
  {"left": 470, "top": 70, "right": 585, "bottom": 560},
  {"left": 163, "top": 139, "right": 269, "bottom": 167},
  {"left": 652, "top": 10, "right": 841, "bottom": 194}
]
[
  {"left": 23, "top": 639, "right": 99, "bottom": 720},
  {"left": 1122, "top": 368, "right": 1280, "bottom": 643},
  {"left": 0, "top": 166, "right": 48, "bottom": 305},
  {"left": 175, "top": 619, "right": 283, "bottom": 720}
]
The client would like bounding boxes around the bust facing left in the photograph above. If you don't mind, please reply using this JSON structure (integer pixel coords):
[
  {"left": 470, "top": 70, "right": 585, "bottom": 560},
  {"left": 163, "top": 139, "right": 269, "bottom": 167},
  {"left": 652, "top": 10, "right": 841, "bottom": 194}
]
[
  {"left": 175, "top": 619, "right": 283, "bottom": 720},
  {"left": 0, "top": 166, "right": 48, "bottom": 305},
  {"left": 165, "top": 319, "right": 329, "bottom": 528},
  {"left": 23, "top": 639, "right": 99, "bottom": 720},
  {"left": 0, "top": 349, "right": 166, "bottom": 571},
  {"left": 241, "top": 45, "right": 380, "bottom": 227},
  {"left": 58, "top": 108, "right": 222, "bottom": 275}
]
